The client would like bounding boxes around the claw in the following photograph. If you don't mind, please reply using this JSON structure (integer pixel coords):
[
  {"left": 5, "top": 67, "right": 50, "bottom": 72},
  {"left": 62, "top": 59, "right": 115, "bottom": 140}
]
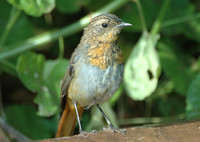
[
  {"left": 79, "top": 130, "right": 87, "bottom": 136},
  {"left": 79, "top": 130, "right": 97, "bottom": 136},
  {"left": 96, "top": 104, "right": 127, "bottom": 135},
  {"left": 90, "top": 130, "right": 97, "bottom": 133},
  {"left": 107, "top": 125, "right": 127, "bottom": 135}
]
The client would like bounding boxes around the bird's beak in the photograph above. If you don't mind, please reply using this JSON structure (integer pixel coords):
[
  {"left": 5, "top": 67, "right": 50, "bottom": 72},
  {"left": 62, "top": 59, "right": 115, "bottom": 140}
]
[{"left": 117, "top": 22, "right": 132, "bottom": 28}]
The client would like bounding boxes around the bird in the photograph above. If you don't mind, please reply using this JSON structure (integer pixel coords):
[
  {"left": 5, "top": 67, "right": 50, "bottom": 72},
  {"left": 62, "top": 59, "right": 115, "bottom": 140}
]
[{"left": 56, "top": 13, "right": 132, "bottom": 137}]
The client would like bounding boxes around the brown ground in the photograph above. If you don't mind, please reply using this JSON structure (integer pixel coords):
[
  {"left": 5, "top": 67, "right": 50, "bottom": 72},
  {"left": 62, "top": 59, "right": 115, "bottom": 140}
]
[
  {"left": 1, "top": 119, "right": 200, "bottom": 142},
  {"left": 35, "top": 119, "right": 200, "bottom": 142}
]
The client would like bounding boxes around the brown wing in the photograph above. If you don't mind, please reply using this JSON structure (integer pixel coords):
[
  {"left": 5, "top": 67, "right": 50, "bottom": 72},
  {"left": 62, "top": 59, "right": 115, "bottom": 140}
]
[
  {"left": 60, "top": 63, "right": 74, "bottom": 111},
  {"left": 60, "top": 45, "right": 84, "bottom": 111},
  {"left": 60, "top": 42, "right": 89, "bottom": 111}
]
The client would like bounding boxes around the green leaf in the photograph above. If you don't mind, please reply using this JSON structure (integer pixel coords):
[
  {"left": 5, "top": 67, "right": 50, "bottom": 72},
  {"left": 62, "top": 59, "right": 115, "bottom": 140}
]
[
  {"left": 34, "top": 87, "right": 58, "bottom": 117},
  {"left": 124, "top": 32, "right": 160, "bottom": 101},
  {"left": 186, "top": 72, "right": 200, "bottom": 119},
  {"left": 17, "top": 52, "right": 45, "bottom": 92},
  {"left": 7, "top": 0, "right": 55, "bottom": 17},
  {"left": 0, "top": 1, "right": 33, "bottom": 47},
  {"left": 34, "top": 59, "right": 68, "bottom": 116},
  {"left": 17, "top": 52, "right": 68, "bottom": 116},
  {"left": 158, "top": 41, "right": 194, "bottom": 95},
  {"left": 5, "top": 104, "right": 57, "bottom": 139},
  {"left": 43, "top": 59, "right": 68, "bottom": 83}
]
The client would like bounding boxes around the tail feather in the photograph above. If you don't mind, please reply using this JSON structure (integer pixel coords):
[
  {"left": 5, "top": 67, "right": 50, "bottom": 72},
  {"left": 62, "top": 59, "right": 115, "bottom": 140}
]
[{"left": 56, "top": 98, "right": 84, "bottom": 137}]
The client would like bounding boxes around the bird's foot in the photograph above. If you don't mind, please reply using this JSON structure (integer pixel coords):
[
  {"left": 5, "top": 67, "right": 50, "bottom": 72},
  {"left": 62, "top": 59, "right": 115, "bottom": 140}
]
[
  {"left": 103, "top": 125, "right": 127, "bottom": 135},
  {"left": 79, "top": 130, "right": 87, "bottom": 136},
  {"left": 90, "top": 130, "right": 97, "bottom": 134},
  {"left": 79, "top": 129, "right": 97, "bottom": 136}
]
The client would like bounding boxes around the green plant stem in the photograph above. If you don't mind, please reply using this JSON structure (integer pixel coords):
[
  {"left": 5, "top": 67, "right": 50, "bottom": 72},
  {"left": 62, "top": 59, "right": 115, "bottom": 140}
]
[
  {"left": 0, "top": 60, "right": 17, "bottom": 76},
  {"left": 145, "top": 97, "right": 152, "bottom": 117},
  {"left": 0, "top": 85, "right": 6, "bottom": 119},
  {"left": 109, "top": 83, "right": 124, "bottom": 106},
  {"left": 162, "top": 13, "right": 200, "bottom": 28},
  {"left": 118, "top": 113, "right": 185, "bottom": 125},
  {"left": 0, "top": 8, "right": 21, "bottom": 49},
  {"left": 134, "top": 0, "right": 147, "bottom": 32},
  {"left": 58, "top": 37, "right": 64, "bottom": 59},
  {"left": 0, "top": 0, "right": 129, "bottom": 60},
  {"left": 150, "top": 0, "right": 171, "bottom": 35}
]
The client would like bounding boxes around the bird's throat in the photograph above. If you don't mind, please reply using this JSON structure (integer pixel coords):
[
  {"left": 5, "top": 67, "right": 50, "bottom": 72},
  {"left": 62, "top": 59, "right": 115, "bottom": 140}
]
[{"left": 87, "top": 41, "right": 123, "bottom": 70}]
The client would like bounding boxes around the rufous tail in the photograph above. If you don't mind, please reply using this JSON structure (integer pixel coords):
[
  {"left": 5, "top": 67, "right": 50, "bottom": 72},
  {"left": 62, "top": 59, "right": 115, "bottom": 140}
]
[{"left": 56, "top": 98, "right": 84, "bottom": 137}]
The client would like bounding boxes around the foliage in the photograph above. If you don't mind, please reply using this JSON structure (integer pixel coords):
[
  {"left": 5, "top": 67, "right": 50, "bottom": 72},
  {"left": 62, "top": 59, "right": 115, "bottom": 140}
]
[
  {"left": 7, "top": 0, "right": 55, "bottom": 17},
  {"left": 5, "top": 104, "right": 57, "bottom": 139},
  {"left": 186, "top": 72, "right": 200, "bottom": 119},
  {"left": 124, "top": 32, "right": 160, "bottom": 100},
  {"left": 0, "top": 0, "right": 200, "bottom": 140},
  {"left": 17, "top": 52, "right": 68, "bottom": 116}
]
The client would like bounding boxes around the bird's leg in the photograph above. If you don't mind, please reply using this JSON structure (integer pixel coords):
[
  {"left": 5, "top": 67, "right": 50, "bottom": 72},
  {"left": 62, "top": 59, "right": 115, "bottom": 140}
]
[
  {"left": 73, "top": 101, "right": 86, "bottom": 135},
  {"left": 96, "top": 104, "right": 127, "bottom": 135},
  {"left": 73, "top": 101, "right": 97, "bottom": 135}
]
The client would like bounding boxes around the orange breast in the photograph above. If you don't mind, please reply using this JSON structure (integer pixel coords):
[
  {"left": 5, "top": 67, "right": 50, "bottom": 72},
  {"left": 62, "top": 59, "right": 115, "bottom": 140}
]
[
  {"left": 87, "top": 43, "right": 123, "bottom": 69},
  {"left": 87, "top": 43, "right": 111, "bottom": 70}
]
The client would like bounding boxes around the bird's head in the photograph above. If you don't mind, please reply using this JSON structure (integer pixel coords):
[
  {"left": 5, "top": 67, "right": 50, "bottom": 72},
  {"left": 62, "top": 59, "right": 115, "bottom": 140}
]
[{"left": 83, "top": 14, "right": 132, "bottom": 43}]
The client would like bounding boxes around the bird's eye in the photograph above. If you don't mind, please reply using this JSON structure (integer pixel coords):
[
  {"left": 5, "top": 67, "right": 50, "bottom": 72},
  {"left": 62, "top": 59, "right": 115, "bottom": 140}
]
[{"left": 102, "top": 23, "right": 108, "bottom": 28}]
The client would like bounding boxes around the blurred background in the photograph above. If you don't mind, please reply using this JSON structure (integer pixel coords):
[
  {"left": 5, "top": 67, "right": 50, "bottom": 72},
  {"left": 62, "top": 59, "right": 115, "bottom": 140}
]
[{"left": 0, "top": 0, "right": 200, "bottom": 141}]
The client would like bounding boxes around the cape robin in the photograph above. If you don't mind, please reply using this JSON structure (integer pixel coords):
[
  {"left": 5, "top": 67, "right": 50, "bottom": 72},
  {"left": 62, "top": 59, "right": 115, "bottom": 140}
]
[{"left": 56, "top": 13, "right": 132, "bottom": 137}]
